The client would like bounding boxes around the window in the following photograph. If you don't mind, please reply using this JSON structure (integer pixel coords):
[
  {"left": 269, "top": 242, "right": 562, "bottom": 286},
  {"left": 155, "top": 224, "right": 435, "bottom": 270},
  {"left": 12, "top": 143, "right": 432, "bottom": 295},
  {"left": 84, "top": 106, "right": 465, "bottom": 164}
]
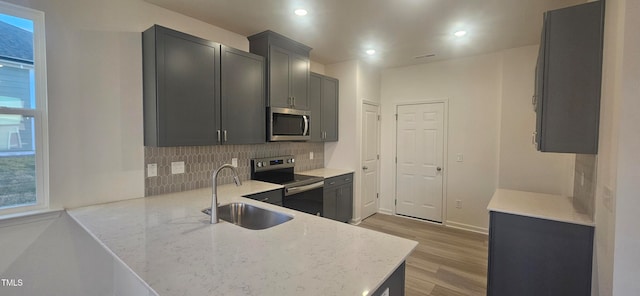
[{"left": 0, "top": 2, "right": 48, "bottom": 215}]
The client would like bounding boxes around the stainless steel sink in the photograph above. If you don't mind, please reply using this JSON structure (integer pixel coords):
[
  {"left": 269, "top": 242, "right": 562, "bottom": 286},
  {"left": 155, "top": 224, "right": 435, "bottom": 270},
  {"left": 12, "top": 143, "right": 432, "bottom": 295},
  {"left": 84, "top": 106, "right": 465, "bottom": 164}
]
[{"left": 202, "top": 203, "right": 293, "bottom": 230}]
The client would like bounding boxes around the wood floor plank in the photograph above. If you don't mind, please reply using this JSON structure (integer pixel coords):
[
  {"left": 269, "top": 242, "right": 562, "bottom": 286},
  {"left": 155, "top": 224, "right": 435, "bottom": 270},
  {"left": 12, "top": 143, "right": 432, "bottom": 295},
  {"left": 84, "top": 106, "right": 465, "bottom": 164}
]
[{"left": 359, "top": 214, "right": 488, "bottom": 296}]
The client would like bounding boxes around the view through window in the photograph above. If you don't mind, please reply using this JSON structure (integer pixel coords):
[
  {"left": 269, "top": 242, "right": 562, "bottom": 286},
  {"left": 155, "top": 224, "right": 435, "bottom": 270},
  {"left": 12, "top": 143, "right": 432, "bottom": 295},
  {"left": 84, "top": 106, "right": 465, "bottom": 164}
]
[{"left": 0, "top": 5, "right": 47, "bottom": 212}]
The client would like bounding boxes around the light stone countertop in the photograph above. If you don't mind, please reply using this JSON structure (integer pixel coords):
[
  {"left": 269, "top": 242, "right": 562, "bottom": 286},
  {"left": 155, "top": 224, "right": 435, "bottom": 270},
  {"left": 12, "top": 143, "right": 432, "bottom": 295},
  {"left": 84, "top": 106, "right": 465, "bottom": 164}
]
[
  {"left": 299, "top": 168, "right": 354, "bottom": 178},
  {"left": 67, "top": 180, "right": 417, "bottom": 296},
  {"left": 487, "top": 189, "right": 594, "bottom": 227}
]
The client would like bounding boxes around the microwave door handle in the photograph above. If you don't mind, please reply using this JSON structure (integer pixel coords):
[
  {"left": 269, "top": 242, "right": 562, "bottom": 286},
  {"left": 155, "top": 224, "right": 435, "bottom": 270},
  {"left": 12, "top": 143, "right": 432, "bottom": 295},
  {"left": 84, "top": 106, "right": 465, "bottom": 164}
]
[{"left": 302, "top": 115, "right": 309, "bottom": 136}]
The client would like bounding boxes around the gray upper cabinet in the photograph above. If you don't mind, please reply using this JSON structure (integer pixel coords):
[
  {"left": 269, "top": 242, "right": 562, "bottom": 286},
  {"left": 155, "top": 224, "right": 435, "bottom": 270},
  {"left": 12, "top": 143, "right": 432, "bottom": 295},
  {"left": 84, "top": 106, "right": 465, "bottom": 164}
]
[
  {"left": 220, "top": 46, "right": 266, "bottom": 145},
  {"left": 248, "top": 30, "right": 312, "bottom": 110},
  {"left": 143, "top": 25, "right": 265, "bottom": 147},
  {"left": 143, "top": 25, "right": 220, "bottom": 147},
  {"left": 310, "top": 72, "right": 339, "bottom": 142},
  {"left": 534, "top": 1, "right": 604, "bottom": 154}
]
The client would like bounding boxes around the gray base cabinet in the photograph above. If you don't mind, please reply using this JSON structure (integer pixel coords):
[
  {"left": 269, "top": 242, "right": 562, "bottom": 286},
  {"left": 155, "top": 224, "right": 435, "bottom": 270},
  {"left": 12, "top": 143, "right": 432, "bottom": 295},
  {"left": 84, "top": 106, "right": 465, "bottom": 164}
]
[
  {"left": 143, "top": 25, "right": 265, "bottom": 147},
  {"left": 310, "top": 72, "right": 339, "bottom": 142},
  {"left": 243, "top": 189, "right": 283, "bottom": 207},
  {"left": 487, "top": 212, "right": 594, "bottom": 296},
  {"left": 248, "top": 30, "right": 311, "bottom": 110},
  {"left": 372, "top": 262, "right": 406, "bottom": 296},
  {"left": 323, "top": 173, "right": 353, "bottom": 223},
  {"left": 534, "top": 1, "right": 604, "bottom": 154}
]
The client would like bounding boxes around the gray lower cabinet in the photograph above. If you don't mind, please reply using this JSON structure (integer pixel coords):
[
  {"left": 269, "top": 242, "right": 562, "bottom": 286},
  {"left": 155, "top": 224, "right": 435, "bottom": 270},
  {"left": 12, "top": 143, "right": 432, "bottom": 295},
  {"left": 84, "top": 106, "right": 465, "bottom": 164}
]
[
  {"left": 323, "top": 173, "right": 353, "bottom": 223},
  {"left": 487, "top": 211, "right": 594, "bottom": 296},
  {"left": 534, "top": 1, "right": 604, "bottom": 154},
  {"left": 372, "top": 262, "right": 406, "bottom": 296},
  {"left": 310, "top": 72, "right": 339, "bottom": 142},
  {"left": 243, "top": 189, "right": 283, "bottom": 207},
  {"left": 143, "top": 25, "right": 265, "bottom": 147},
  {"left": 248, "top": 30, "right": 311, "bottom": 110}
]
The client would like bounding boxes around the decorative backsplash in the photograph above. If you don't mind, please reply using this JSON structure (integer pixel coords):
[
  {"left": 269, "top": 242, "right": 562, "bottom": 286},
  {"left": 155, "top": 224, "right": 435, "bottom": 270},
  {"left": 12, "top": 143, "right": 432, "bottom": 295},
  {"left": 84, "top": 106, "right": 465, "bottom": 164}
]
[
  {"left": 144, "top": 142, "right": 324, "bottom": 196},
  {"left": 573, "top": 154, "right": 596, "bottom": 218}
]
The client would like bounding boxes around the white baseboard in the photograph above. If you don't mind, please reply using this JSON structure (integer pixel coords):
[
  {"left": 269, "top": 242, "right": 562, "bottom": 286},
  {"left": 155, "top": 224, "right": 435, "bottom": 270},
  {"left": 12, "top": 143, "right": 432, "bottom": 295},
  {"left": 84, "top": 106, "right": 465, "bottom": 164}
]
[
  {"left": 445, "top": 220, "right": 489, "bottom": 234},
  {"left": 377, "top": 208, "right": 394, "bottom": 215}
]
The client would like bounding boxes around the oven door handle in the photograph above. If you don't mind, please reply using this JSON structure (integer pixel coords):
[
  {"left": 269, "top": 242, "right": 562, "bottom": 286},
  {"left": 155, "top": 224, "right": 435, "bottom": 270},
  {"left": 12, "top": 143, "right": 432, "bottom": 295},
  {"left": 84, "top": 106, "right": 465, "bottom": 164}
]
[{"left": 285, "top": 181, "right": 324, "bottom": 196}]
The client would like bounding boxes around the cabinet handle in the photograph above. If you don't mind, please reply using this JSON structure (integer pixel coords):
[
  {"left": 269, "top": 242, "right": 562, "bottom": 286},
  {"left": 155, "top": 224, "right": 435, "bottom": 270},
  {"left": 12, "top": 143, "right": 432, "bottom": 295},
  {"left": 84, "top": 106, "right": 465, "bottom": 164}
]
[
  {"left": 260, "top": 198, "right": 269, "bottom": 202},
  {"left": 224, "top": 130, "right": 228, "bottom": 142},
  {"left": 532, "top": 95, "right": 537, "bottom": 111},
  {"left": 292, "top": 97, "right": 296, "bottom": 107},
  {"left": 532, "top": 131, "right": 538, "bottom": 146},
  {"left": 217, "top": 130, "right": 221, "bottom": 143},
  {"left": 329, "top": 181, "right": 336, "bottom": 185},
  {"left": 344, "top": 179, "right": 351, "bottom": 182}
]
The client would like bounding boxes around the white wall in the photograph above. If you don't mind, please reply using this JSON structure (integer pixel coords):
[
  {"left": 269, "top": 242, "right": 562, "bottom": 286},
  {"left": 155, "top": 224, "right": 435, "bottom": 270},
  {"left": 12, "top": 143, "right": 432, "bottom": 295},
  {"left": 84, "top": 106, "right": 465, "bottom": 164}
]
[
  {"left": 380, "top": 53, "right": 502, "bottom": 231},
  {"left": 325, "top": 60, "right": 380, "bottom": 222},
  {"left": 498, "top": 46, "right": 575, "bottom": 196},
  {"left": 380, "top": 48, "right": 575, "bottom": 231},
  {"left": 593, "top": 0, "right": 640, "bottom": 294},
  {"left": 3, "top": 0, "right": 248, "bottom": 209}
]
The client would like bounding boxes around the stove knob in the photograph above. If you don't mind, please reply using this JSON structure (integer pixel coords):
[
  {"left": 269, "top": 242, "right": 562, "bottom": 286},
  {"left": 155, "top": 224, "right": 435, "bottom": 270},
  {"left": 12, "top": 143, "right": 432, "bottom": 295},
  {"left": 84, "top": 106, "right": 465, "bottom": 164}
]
[
  {"left": 257, "top": 162, "right": 263, "bottom": 168},
  {"left": 291, "top": 158, "right": 295, "bottom": 163}
]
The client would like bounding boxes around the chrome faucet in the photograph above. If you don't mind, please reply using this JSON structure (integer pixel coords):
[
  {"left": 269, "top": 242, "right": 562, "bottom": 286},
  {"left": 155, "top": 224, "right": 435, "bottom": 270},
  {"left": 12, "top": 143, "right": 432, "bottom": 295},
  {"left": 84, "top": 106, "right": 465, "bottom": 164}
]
[{"left": 211, "top": 164, "right": 242, "bottom": 224}]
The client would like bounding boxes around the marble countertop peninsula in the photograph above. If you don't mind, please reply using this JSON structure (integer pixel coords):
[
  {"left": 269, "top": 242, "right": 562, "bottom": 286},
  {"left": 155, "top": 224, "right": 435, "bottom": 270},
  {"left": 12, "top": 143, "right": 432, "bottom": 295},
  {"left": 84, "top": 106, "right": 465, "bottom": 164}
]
[
  {"left": 487, "top": 189, "right": 594, "bottom": 226},
  {"left": 67, "top": 180, "right": 417, "bottom": 296}
]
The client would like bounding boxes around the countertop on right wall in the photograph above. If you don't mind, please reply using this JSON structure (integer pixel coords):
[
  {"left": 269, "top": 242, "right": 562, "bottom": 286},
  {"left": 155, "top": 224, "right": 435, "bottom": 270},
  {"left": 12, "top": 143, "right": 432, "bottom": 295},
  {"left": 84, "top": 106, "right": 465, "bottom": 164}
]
[{"left": 487, "top": 188, "right": 594, "bottom": 226}]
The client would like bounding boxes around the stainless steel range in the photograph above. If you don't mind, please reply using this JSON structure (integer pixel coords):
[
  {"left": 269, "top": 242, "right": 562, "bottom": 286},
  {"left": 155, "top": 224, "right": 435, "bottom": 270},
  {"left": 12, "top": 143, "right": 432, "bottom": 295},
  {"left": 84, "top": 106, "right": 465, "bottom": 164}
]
[{"left": 251, "top": 155, "right": 324, "bottom": 216}]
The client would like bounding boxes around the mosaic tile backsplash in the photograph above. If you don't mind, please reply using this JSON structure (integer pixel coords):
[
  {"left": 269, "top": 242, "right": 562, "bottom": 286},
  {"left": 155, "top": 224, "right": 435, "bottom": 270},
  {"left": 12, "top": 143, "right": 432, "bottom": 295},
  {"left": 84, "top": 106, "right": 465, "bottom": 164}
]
[
  {"left": 573, "top": 154, "right": 596, "bottom": 219},
  {"left": 144, "top": 142, "right": 324, "bottom": 196}
]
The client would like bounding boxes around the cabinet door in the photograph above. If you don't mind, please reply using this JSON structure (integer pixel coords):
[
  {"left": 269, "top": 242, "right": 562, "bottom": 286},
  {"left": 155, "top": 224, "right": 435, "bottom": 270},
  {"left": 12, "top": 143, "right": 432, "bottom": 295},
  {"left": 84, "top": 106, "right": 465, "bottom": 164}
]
[
  {"left": 536, "top": 1, "right": 603, "bottom": 154},
  {"left": 221, "top": 46, "right": 266, "bottom": 144},
  {"left": 289, "top": 52, "right": 310, "bottom": 110},
  {"left": 323, "top": 187, "right": 338, "bottom": 220},
  {"left": 152, "top": 26, "right": 220, "bottom": 146},
  {"left": 321, "top": 77, "right": 339, "bottom": 142},
  {"left": 336, "top": 183, "right": 353, "bottom": 223},
  {"left": 309, "top": 73, "right": 323, "bottom": 142},
  {"left": 269, "top": 45, "right": 291, "bottom": 108}
]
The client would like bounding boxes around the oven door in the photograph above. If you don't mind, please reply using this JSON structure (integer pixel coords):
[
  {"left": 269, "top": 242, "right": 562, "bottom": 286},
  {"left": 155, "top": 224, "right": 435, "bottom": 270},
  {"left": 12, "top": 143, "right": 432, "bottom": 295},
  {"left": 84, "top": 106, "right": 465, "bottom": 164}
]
[
  {"left": 269, "top": 107, "right": 310, "bottom": 141},
  {"left": 283, "top": 181, "right": 324, "bottom": 216}
]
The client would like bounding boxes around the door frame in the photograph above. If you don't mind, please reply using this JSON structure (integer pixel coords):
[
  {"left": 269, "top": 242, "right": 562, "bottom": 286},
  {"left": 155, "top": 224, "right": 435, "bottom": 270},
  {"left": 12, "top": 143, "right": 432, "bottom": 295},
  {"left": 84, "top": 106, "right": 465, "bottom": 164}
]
[
  {"left": 394, "top": 99, "right": 449, "bottom": 224},
  {"left": 361, "top": 100, "right": 381, "bottom": 220}
]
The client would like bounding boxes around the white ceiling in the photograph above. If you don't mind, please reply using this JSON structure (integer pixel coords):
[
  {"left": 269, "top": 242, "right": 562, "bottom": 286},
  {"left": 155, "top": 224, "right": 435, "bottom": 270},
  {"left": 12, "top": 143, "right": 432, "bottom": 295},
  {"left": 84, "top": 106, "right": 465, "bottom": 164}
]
[{"left": 144, "top": 0, "right": 584, "bottom": 68}]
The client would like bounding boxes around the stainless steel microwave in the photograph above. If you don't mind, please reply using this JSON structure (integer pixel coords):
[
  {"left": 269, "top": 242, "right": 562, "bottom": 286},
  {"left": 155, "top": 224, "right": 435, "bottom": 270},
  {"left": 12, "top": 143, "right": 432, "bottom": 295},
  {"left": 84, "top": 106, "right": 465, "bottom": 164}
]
[{"left": 268, "top": 107, "right": 310, "bottom": 141}]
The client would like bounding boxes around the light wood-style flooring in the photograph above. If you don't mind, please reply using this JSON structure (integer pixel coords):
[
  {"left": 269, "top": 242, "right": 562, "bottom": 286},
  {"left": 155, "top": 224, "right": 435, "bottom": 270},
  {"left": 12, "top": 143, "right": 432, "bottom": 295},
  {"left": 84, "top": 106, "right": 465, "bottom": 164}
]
[{"left": 359, "top": 214, "right": 488, "bottom": 296}]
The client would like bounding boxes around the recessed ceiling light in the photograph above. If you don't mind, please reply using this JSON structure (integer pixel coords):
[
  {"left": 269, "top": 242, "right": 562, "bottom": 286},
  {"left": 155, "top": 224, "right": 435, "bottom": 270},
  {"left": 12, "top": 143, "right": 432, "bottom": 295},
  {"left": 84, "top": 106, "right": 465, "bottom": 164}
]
[
  {"left": 366, "top": 49, "right": 376, "bottom": 55},
  {"left": 454, "top": 30, "right": 467, "bottom": 37},
  {"left": 294, "top": 8, "right": 308, "bottom": 16}
]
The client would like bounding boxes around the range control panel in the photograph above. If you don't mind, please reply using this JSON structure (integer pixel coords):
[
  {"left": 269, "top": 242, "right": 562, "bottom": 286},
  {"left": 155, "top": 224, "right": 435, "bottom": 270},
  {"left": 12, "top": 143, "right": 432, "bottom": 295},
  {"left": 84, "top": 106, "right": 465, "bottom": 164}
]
[{"left": 251, "top": 155, "right": 295, "bottom": 173}]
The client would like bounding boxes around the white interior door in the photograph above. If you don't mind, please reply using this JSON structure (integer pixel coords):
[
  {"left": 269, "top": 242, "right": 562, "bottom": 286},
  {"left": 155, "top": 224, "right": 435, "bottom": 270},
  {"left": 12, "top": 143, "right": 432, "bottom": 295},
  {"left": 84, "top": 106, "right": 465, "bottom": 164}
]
[
  {"left": 396, "top": 102, "right": 445, "bottom": 222},
  {"left": 361, "top": 103, "right": 380, "bottom": 219}
]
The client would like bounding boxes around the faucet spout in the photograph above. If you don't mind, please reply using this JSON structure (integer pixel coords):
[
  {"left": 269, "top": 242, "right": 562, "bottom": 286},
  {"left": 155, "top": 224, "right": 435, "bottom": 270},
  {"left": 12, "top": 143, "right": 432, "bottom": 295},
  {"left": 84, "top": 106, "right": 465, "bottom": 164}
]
[{"left": 211, "top": 164, "right": 242, "bottom": 224}]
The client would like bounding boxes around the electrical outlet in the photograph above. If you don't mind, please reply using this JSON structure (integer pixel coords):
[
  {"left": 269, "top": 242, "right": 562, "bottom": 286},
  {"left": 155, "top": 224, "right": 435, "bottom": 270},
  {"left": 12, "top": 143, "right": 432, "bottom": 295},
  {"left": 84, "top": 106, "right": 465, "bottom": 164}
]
[
  {"left": 232, "top": 158, "right": 238, "bottom": 167},
  {"left": 147, "top": 163, "right": 157, "bottom": 177},
  {"left": 380, "top": 288, "right": 390, "bottom": 296},
  {"left": 456, "top": 153, "right": 464, "bottom": 162},
  {"left": 309, "top": 151, "right": 314, "bottom": 160},
  {"left": 456, "top": 200, "right": 462, "bottom": 209},
  {"left": 171, "top": 161, "right": 185, "bottom": 174}
]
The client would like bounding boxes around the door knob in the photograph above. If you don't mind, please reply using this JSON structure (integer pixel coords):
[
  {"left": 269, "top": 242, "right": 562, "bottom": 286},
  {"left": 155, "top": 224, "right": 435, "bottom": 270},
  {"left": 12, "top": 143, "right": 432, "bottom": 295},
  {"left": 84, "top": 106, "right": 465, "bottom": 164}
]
[
  {"left": 362, "top": 166, "right": 368, "bottom": 170},
  {"left": 436, "top": 167, "right": 442, "bottom": 172}
]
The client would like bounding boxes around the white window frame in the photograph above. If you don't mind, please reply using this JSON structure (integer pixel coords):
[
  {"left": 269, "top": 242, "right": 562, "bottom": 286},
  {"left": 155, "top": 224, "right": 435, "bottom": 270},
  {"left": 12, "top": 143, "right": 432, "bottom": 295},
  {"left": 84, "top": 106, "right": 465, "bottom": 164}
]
[{"left": 0, "top": 1, "right": 49, "bottom": 215}]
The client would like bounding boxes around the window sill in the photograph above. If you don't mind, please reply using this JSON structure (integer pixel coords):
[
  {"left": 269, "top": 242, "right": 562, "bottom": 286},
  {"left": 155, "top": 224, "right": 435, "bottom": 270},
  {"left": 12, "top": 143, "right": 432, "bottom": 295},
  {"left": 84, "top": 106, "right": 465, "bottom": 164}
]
[{"left": 0, "top": 208, "right": 64, "bottom": 227}]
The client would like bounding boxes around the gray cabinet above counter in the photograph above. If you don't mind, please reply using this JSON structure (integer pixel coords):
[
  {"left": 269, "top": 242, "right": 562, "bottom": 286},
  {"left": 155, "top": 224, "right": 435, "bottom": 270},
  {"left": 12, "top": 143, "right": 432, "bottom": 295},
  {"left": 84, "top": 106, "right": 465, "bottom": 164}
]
[
  {"left": 310, "top": 72, "right": 339, "bottom": 142},
  {"left": 248, "top": 30, "right": 312, "bottom": 110},
  {"left": 143, "top": 25, "right": 265, "bottom": 147}
]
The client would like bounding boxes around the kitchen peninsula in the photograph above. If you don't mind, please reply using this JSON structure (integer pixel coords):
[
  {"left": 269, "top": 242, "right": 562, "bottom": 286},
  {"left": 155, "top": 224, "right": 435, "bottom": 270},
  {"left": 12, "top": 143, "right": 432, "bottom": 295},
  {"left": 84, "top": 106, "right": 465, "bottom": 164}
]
[{"left": 68, "top": 181, "right": 417, "bottom": 296}]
